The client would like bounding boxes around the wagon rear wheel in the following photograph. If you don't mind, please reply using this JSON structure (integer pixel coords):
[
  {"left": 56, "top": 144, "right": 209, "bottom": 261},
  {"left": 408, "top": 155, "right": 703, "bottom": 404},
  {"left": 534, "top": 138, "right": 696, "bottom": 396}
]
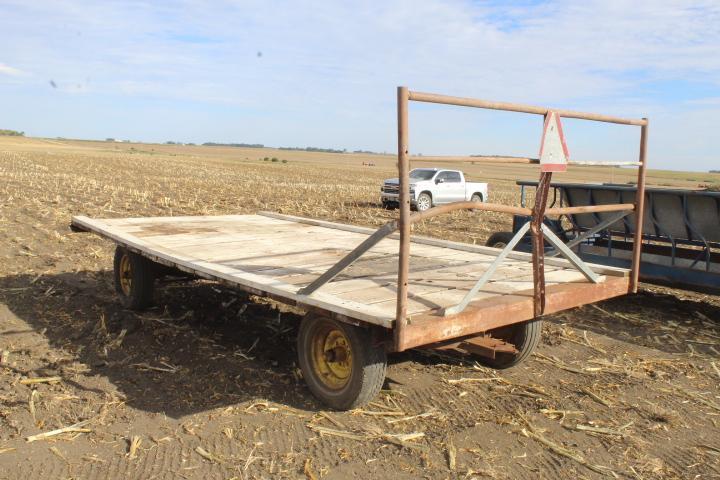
[
  {"left": 113, "top": 247, "right": 156, "bottom": 310},
  {"left": 485, "top": 231, "right": 514, "bottom": 249},
  {"left": 478, "top": 319, "right": 542, "bottom": 369},
  {"left": 297, "top": 315, "right": 386, "bottom": 410}
]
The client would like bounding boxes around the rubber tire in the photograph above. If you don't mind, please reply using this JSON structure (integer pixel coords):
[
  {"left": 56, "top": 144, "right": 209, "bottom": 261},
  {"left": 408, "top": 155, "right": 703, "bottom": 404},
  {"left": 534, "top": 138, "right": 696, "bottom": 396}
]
[
  {"left": 297, "top": 315, "right": 387, "bottom": 410},
  {"left": 470, "top": 193, "right": 484, "bottom": 212},
  {"left": 478, "top": 319, "right": 543, "bottom": 369},
  {"left": 416, "top": 192, "right": 432, "bottom": 212},
  {"left": 113, "top": 247, "right": 156, "bottom": 310},
  {"left": 485, "top": 231, "right": 515, "bottom": 249}
]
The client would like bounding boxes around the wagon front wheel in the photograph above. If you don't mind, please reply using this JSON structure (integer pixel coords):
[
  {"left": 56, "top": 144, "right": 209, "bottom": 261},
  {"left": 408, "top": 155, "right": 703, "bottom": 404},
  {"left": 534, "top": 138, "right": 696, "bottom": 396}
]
[
  {"left": 297, "top": 315, "right": 387, "bottom": 410},
  {"left": 113, "top": 247, "right": 156, "bottom": 310}
]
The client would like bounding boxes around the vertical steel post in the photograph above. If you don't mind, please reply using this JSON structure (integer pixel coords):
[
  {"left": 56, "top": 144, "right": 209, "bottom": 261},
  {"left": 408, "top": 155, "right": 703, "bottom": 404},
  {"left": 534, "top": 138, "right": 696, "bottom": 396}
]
[
  {"left": 630, "top": 119, "right": 649, "bottom": 293},
  {"left": 395, "top": 86, "right": 410, "bottom": 351},
  {"left": 531, "top": 171, "right": 552, "bottom": 316}
]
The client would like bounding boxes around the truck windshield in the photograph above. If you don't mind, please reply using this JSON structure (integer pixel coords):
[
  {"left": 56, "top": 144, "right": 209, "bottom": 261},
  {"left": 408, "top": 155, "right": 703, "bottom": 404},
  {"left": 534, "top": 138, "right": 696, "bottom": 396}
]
[{"left": 409, "top": 169, "right": 436, "bottom": 181}]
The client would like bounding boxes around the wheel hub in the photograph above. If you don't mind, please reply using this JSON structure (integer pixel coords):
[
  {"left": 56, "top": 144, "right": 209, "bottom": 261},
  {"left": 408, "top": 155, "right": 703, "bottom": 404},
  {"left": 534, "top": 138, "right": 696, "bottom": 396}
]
[
  {"left": 311, "top": 326, "right": 352, "bottom": 390},
  {"left": 418, "top": 196, "right": 430, "bottom": 211},
  {"left": 119, "top": 254, "right": 132, "bottom": 295}
]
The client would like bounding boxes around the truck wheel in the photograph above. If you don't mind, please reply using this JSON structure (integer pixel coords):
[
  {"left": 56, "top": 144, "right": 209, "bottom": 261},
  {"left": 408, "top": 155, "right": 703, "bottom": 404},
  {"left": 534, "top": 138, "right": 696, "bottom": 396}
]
[
  {"left": 297, "top": 315, "right": 387, "bottom": 410},
  {"left": 113, "top": 247, "right": 156, "bottom": 310},
  {"left": 470, "top": 193, "right": 484, "bottom": 212},
  {"left": 486, "top": 231, "right": 514, "bottom": 249},
  {"left": 416, "top": 192, "right": 432, "bottom": 212},
  {"left": 478, "top": 319, "right": 543, "bottom": 369}
]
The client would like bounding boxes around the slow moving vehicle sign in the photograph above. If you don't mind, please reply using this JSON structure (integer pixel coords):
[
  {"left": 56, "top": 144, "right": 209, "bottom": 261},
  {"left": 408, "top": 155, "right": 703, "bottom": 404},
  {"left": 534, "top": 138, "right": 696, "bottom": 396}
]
[{"left": 539, "top": 111, "right": 569, "bottom": 172}]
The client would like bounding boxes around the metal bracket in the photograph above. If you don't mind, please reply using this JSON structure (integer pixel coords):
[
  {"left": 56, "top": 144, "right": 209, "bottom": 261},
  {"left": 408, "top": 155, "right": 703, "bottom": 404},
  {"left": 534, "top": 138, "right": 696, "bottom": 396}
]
[
  {"left": 541, "top": 224, "right": 600, "bottom": 283},
  {"left": 547, "top": 210, "right": 632, "bottom": 258},
  {"left": 299, "top": 220, "right": 398, "bottom": 295},
  {"left": 443, "top": 222, "right": 531, "bottom": 316}
]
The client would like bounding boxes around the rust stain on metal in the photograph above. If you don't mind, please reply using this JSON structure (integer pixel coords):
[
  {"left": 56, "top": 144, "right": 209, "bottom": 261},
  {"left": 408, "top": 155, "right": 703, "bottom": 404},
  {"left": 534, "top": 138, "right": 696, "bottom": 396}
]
[
  {"left": 397, "top": 276, "right": 630, "bottom": 351},
  {"left": 531, "top": 171, "right": 552, "bottom": 317}
]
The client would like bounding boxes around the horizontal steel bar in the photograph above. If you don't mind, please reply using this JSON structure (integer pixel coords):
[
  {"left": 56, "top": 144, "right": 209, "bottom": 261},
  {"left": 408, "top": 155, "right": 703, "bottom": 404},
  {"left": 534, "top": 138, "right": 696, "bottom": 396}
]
[
  {"left": 545, "top": 203, "right": 634, "bottom": 216},
  {"left": 408, "top": 90, "right": 648, "bottom": 126},
  {"left": 569, "top": 161, "right": 643, "bottom": 166},
  {"left": 410, "top": 155, "right": 537, "bottom": 164},
  {"left": 515, "top": 180, "right": 720, "bottom": 197},
  {"left": 411, "top": 201, "right": 532, "bottom": 221},
  {"left": 408, "top": 157, "right": 642, "bottom": 167}
]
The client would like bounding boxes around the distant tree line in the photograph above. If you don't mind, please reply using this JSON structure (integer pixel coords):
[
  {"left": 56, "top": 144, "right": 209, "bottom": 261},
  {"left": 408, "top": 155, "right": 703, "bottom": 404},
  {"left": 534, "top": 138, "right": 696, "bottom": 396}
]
[
  {"left": 279, "top": 146, "right": 346, "bottom": 153},
  {"left": 203, "top": 142, "right": 264, "bottom": 148},
  {"left": 353, "top": 149, "right": 381, "bottom": 155},
  {"left": 710, "top": 170, "right": 720, "bottom": 173},
  {"left": 0, "top": 129, "right": 24, "bottom": 136}
]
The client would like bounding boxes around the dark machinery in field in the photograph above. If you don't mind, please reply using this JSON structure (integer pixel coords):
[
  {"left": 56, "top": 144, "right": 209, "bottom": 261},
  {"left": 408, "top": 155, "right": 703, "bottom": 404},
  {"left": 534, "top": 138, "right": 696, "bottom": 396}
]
[{"left": 487, "top": 181, "right": 720, "bottom": 293}]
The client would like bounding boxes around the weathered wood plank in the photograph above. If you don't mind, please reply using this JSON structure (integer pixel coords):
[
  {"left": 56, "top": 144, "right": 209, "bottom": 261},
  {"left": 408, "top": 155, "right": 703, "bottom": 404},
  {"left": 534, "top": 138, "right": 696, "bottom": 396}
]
[
  {"left": 258, "top": 211, "right": 629, "bottom": 277},
  {"left": 71, "top": 215, "right": 395, "bottom": 326}
]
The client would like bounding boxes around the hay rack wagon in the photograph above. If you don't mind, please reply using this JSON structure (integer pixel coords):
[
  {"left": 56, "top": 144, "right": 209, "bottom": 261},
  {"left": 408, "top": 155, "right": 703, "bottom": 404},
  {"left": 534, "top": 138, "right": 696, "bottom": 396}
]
[{"left": 72, "top": 88, "right": 649, "bottom": 409}]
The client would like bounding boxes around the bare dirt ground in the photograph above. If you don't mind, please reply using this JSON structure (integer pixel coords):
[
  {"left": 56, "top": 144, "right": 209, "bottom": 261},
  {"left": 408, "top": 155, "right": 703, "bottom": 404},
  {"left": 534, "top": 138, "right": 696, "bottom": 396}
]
[{"left": 1, "top": 137, "right": 719, "bottom": 479}]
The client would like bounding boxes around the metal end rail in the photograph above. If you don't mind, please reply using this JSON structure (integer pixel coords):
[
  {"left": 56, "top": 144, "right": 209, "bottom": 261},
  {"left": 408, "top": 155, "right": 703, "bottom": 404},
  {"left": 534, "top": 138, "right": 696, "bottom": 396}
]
[{"left": 299, "top": 87, "right": 648, "bottom": 353}]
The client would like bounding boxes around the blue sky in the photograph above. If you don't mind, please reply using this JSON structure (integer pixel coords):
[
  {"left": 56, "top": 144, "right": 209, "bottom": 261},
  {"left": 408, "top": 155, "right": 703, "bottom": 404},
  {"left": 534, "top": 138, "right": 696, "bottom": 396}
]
[{"left": 1, "top": 0, "right": 719, "bottom": 171}]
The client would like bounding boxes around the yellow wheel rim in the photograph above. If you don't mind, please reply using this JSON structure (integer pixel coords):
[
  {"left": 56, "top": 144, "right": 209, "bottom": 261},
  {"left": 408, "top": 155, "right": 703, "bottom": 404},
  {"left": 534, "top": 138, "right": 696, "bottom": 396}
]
[
  {"left": 119, "top": 254, "right": 132, "bottom": 296},
  {"left": 310, "top": 323, "right": 352, "bottom": 390}
]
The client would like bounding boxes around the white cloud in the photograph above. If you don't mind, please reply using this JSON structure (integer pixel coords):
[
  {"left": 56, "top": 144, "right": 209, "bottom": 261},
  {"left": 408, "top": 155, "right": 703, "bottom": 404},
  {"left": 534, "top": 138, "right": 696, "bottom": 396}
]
[
  {"left": 0, "top": 0, "right": 718, "bottom": 170},
  {"left": 0, "top": 63, "right": 24, "bottom": 76}
]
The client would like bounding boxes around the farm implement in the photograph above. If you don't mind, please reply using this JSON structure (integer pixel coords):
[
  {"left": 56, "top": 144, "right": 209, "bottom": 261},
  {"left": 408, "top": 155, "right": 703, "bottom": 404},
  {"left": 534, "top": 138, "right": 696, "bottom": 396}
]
[
  {"left": 72, "top": 88, "right": 648, "bottom": 409},
  {"left": 488, "top": 181, "right": 720, "bottom": 293}
]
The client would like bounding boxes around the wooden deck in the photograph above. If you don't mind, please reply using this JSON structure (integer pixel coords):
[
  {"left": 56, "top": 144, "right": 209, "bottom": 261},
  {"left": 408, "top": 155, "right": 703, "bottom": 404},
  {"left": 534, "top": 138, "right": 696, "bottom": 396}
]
[{"left": 71, "top": 212, "right": 630, "bottom": 344}]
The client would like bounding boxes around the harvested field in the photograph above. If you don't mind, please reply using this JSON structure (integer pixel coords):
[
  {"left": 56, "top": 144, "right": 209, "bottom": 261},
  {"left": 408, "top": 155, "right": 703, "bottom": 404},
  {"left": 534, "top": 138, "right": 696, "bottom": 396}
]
[{"left": 1, "top": 136, "right": 719, "bottom": 479}]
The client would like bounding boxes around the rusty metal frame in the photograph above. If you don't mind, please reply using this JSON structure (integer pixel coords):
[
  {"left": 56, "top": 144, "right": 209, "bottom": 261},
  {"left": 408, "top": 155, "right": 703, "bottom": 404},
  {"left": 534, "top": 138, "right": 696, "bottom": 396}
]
[
  {"left": 394, "top": 87, "right": 648, "bottom": 352},
  {"left": 293, "top": 87, "right": 647, "bottom": 353}
]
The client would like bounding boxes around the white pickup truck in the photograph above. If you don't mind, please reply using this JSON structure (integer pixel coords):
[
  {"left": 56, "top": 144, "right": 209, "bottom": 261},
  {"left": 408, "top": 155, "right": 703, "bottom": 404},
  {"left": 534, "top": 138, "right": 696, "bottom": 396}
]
[{"left": 380, "top": 168, "right": 489, "bottom": 211}]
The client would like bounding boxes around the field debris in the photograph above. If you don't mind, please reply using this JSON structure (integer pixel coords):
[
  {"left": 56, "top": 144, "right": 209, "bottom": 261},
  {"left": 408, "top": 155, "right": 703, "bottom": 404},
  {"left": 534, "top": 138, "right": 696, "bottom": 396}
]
[
  {"left": 306, "top": 423, "right": 425, "bottom": 448},
  {"left": 571, "top": 422, "right": 633, "bottom": 437},
  {"left": 195, "top": 446, "right": 224, "bottom": 464},
  {"left": 445, "top": 435, "right": 457, "bottom": 471},
  {"left": 131, "top": 362, "right": 179, "bottom": 373},
  {"left": 19, "top": 376, "right": 62, "bottom": 385},
  {"left": 303, "top": 458, "right": 319, "bottom": 480},
  {"left": 26, "top": 419, "right": 93, "bottom": 443},
  {"left": 579, "top": 387, "right": 613, "bottom": 407},
  {"left": 520, "top": 417, "right": 616, "bottom": 477},
  {"left": 127, "top": 435, "right": 142, "bottom": 459}
]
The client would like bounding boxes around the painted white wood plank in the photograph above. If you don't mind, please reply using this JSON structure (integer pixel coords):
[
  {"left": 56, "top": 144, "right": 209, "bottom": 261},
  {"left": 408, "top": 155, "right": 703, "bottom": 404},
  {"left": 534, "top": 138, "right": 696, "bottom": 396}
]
[{"left": 71, "top": 215, "right": 395, "bottom": 327}]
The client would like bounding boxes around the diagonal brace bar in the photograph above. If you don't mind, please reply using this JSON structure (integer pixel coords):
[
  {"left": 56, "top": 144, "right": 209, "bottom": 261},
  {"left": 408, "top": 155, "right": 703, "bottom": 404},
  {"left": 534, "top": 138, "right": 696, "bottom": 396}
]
[
  {"left": 443, "top": 222, "right": 531, "bottom": 316},
  {"left": 547, "top": 210, "right": 632, "bottom": 257},
  {"left": 541, "top": 224, "right": 600, "bottom": 283},
  {"left": 299, "top": 220, "right": 398, "bottom": 295}
]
